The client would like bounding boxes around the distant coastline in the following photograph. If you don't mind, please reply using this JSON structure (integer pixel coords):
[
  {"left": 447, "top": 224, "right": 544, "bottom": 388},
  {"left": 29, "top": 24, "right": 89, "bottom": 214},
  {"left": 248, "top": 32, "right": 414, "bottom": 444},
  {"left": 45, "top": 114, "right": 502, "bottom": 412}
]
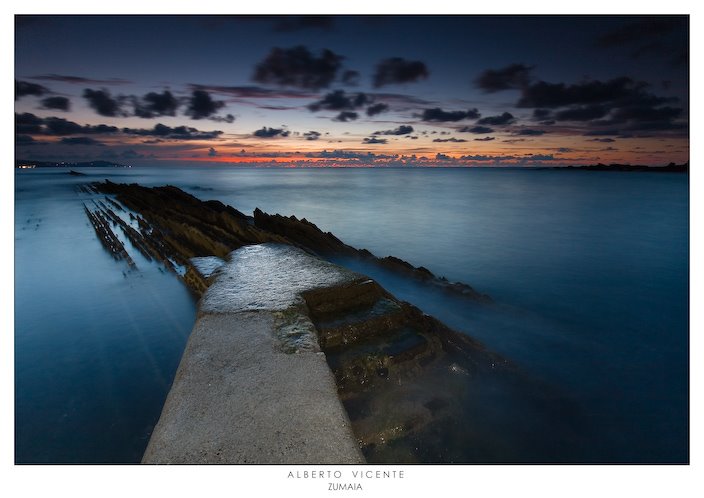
[
  {"left": 542, "top": 162, "right": 689, "bottom": 173},
  {"left": 15, "top": 159, "right": 129, "bottom": 169}
]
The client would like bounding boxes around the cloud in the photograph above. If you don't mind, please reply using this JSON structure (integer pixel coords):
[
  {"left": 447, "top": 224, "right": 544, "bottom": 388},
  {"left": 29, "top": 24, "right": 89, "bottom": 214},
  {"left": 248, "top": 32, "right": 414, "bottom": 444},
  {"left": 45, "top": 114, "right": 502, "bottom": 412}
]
[
  {"left": 373, "top": 57, "right": 429, "bottom": 87},
  {"left": 208, "top": 114, "right": 235, "bottom": 123},
  {"left": 253, "top": 127, "right": 290, "bottom": 138},
  {"left": 458, "top": 125, "right": 494, "bottom": 134},
  {"left": 124, "top": 123, "right": 223, "bottom": 140},
  {"left": 583, "top": 129, "right": 620, "bottom": 136},
  {"left": 83, "top": 88, "right": 126, "bottom": 117},
  {"left": 303, "top": 131, "right": 321, "bottom": 140},
  {"left": 308, "top": 90, "right": 371, "bottom": 111},
  {"left": 363, "top": 137, "right": 388, "bottom": 144},
  {"left": 31, "top": 74, "right": 132, "bottom": 85},
  {"left": 44, "top": 117, "right": 118, "bottom": 136},
  {"left": 189, "top": 84, "right": 316, "bottom": 99},
  {"left": 420, "top": 107, "right": 481, "bottom": 122},
  {"left": 185, "top": 90, "right": 226, "bottom": 119},
  {"left": 514, "top": 129, "right": 547, "bottom": 136},
  {"left": 554, "top": 105, "right": 609, "bottom": 121},
  {"left": 474, "top": 136, "right": 495, "bottom": 141},
  {"left": 16, "top": 135, "right": 45, "bottom": 146},
  {"left": 477, "top": 112, "right": 515, "bottom": 126},
  {"left": 208, "top": 147, "right": 217, "bottom": 157},
  {"left": 435, "top": 153, "right": 452, "bottom": 161},
  {"left": 373, "top": 125, "right": 414, "bottom": 136},
  {"left": 39, "top": 96, "right": 71, "bottom": 111},
  {"left": 274, "top": 16, "right": 334, "bottom": 32},
  {"left": 16, "top": 80, "right": 49, "bottom": 99},
  {"left": 341, "top": 70, "right": 360, "bottom": 86},
  {"left": 333, "top": 111, "right": 358, "bottom": 122},
  {"left": 588, "top": 138, "right": 616, "bottom": 142},
  {"left": 596, "top": 18, "right": 686, "bottom": 64},
  {"left": 433, "top": 137, "right": 467, "bottom": 143},
  {"left": 253, "top": 46, "right": 344, "bottom": 90},
  {"left": 366, "top": 103, "right": 389, "bottom": 116},
  {"left": 15, "top": 112, "right": 44, "bottom": 134},
  {"left": 475, "top": 64, "right": 533, "bottom": 92},
  {"left": 133, "top": 90, "right": 180, "bottom": 118},
  {"left": 60, "top": 137, "right": 105, "bottom": 146}
]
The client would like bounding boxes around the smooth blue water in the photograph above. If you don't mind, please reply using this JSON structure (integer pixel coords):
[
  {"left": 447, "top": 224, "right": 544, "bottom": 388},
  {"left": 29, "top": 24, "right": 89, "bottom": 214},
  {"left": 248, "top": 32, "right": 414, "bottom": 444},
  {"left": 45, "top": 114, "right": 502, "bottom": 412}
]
[{"left": 15, "top": 166, "right": 688, "bottom": 462}]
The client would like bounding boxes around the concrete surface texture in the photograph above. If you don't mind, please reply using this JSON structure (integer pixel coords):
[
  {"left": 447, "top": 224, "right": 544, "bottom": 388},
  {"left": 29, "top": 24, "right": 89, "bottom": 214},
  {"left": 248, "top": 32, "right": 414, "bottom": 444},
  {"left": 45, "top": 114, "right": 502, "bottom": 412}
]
[{"left": 142, "top": 244, "right": 365, "bottom": 464}]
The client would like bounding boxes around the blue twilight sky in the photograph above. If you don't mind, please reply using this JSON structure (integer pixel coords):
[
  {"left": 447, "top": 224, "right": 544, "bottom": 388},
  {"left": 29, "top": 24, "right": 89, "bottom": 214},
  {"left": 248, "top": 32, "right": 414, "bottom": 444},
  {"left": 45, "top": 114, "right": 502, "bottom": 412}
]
[{"left": 15, "top": 15, "right": 689, "bottom": 166}]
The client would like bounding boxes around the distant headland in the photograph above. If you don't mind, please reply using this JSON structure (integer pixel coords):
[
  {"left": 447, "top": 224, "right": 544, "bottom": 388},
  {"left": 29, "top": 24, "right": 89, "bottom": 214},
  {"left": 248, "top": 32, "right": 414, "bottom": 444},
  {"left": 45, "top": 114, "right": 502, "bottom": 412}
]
[
  {"left": 547, "top": 162, "right": 688, "bottom": 173},
  {"left": 15, "top": 159, "right": 129, "bottom": 169}
]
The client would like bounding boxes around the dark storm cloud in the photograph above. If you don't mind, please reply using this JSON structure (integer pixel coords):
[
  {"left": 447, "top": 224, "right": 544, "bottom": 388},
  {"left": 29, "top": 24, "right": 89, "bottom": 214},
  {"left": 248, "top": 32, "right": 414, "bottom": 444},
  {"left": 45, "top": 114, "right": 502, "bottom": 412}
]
[
  {"left": 433, "top": 138, "right": 467, "bottom": 143},
  {"left": 333, "top": 111, "right": 358, "bottom": 122},
  {"left": 373, "top": 125, "right": 414, "bottom": 136},
  {"left": 40, "top": 96, "right": 71, "bottom": 111},
  {"left": 123, "top": 123, "right": 223, "bottom": 140},
  {"left": 83, "top": 88, "right": 126, "bottom": 117},
  {"left": 253, "top": 46, "right": 344, "bottom": 90},
  {"left": 458, "top": 125, "right": 494, "bottom": 134},
  {"left": 366, "top": 103, "right": 389, "bottom": 116},
  {"left": 31, "top": 74, "right": 132, "bottom": 85},
  {"left": 474, "top": 137, "right": 495, "bottom": 141},
  {"left": 16, "top": 80, "right": 50, "bottom": 99},
  {"left": 475, "top": 64, "right": 533, "bottom": 92},
  {"left": 372, "top": 57, "right": 429, "bottom": 88},
  {"left": 420, "top": 108, "right": 480, "bottom": 122},
  {"left": 133, "top": 90, "right": 180, "bottom": 118},
  {"left": 516, "top": 77, "right": 673, "bottom": 109},
  {"left": 554, "top": 105, "right": 609, "bottom": 121},
  {"left": 303, "top": 131, "right": 321, "bottom": 141},
  {"left": 363, "top": 137, "right": 388, "bottom": 144},
  {"left": 274, "top": 16, "right": 334, "bottom": 32},
  {"left": 514, "top": 129, "right": 547, "bottom": 136},
  {"left": 185, "top": 90, "right": 226, "bottom": 120},
  {"left": 60, "top": 137, "right": 105, "bottom": 146},
  {"left": 308, "top": 90, "right": 371, "bottom": 112},
  {"left": 253, "top": 127, "right": 290, "bottom": 138},
  {"left": 477, "top": 112, "right": 516, "bottom": 126}
]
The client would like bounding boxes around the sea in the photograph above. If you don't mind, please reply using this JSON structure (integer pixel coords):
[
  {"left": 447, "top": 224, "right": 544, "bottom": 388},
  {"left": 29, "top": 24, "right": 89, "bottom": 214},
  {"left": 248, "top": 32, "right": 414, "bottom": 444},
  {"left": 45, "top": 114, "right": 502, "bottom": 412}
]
[{"left": 14, "top": 166, "right": 689, "bottom": 463}]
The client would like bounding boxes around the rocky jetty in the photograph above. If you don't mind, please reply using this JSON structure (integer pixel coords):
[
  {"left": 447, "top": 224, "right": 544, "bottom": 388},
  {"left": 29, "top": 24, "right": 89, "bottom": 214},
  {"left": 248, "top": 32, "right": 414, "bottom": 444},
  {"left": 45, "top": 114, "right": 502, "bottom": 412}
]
[{"left": 80, "top": 180, "right": 514, "bottom": 462}]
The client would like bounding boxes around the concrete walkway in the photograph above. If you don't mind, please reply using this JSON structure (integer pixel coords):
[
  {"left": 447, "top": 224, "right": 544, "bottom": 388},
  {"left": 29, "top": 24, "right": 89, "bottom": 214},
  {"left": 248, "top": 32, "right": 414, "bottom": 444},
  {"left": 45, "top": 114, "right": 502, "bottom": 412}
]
[{"left": 142, "top": 245, "right": 365, "bottom": 464}]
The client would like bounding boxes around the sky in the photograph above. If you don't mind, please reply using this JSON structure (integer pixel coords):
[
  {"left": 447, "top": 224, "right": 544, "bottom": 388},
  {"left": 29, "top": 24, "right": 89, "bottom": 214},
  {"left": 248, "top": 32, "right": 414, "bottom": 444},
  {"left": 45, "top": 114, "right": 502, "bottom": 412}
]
[{"left": 14, "top": 15, "right": 690, "bottom": 167}]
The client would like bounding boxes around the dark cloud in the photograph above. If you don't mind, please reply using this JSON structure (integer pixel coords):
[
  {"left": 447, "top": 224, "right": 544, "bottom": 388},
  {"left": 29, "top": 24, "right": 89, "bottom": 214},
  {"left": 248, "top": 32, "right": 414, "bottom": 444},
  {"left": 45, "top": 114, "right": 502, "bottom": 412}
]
[
  {"left": 15, "top": 112, "right": 45, "bottom": 134},
  {"left": 133, "top": 90, "right": 180, "bottom": 118},
  {"left": 475, "top": 64, "right": 533, "bottom": 92},
  {"left": 533, "top": 109, "right": 552, "bottom": 119},
  {"left": 16, "top": 80, "right": 50, "bottom": 99},
  {"left": 514, "top": 129, "right": 547, "bottom": 136},
  {"left": 253, "top": 46, "right": 344, "bottom": 90},
  {"left": 363, "top": 137, "right": 388, "bottom": 144},
  {"left": 557, "top": 147, "right": 575, "bottom": 153},
  {"left": 420, "top": 107, "right": 480, "bottom": 122},
  {"left": 366, "top": 103, "right": 389, "bottom": 116},
  {"left": 60, "top": 137, "right": 105, "bottom": 146},
  {"left": 373, "top": 57, "right": 429, "bottom": 88},
  {"left": 31, "top": 74, "right": 132, "bottom": 85},
  {"left": 435, "top": 153, "right": 452, "bottom": 161},
  {"left": 517, "top": 77, "right": 673, "bottom": 109},
  {"left": 209, "top": 114, "right": 236, "bottom": 123},
  {"left": 303, "top": 131, "right": 321, "bottom": 141},
  {"left": 40, "top": 96, "right": 71, "bottom": 111},
  {"left": 16, "top": 135, "right": 44, "bottom": 146},
  {"left": 333, "top": 111, "right": 358, "bottom": 122},
  {"left": 253, "top": 127, "right": 290, "bottom": 138},
  {"left": 208, "top": 147, "right": 217, "bottom": 157},
  {"left": 341, "top": 70, "right": 360, "bottom": 86},
  {"left": 185, "top": 90, "right": 226, "bottom": 120},
  {"left": 458, "top": 125, "right": 494, "bottom": 134},
  {"left": 583, "top": 129, "right": 620, "bottom": 136},
  {"left": 474, "top": 137, "right": 495, "bottom": 141},
  {"left": 124, "top": 123, "right": 223, "bottom": 140},
  {"left": 477, "top": 112, "right": 516, "bottom": 126},
  {"left": 433, "top": 137, "right": 467, "bottom": 143},
  {"left": 274, "top": 16, "right": 334, "bottom": 32},
  {"left": 44, "top": 117, "right": 119, "bottom": 136},
  {"left": 596, "top": 18, "right": 686, "bottom": 63},
  {"left": 308, "top": 90, "right": 371, "bottom": 112},
  {"left": 83, "top": 88, "right": 126, "bottom": 117},
  {"left": 588, "top": 138, "right": 616, "bottom": 143},
  {"left": 554, "top": 105, "right": 609, "bottom": 121},
  {"left": 373, "top": 125, "right": 414, "bottom": 136},
  {"left": 189, "top": 84, "right": 316, "bottom": 99}
]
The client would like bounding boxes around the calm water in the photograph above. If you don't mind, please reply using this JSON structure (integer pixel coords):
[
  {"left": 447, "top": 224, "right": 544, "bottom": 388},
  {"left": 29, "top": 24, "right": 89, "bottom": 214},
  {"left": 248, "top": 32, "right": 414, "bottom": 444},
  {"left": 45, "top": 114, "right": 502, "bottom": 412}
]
[{"left": 15, "top": 166, "right": 689, "bottom": 463}]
